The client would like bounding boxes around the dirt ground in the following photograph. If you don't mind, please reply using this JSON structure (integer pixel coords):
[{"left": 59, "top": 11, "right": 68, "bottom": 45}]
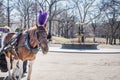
[{"left": 0, "top": 52, "right": 120, "bottom": 80}]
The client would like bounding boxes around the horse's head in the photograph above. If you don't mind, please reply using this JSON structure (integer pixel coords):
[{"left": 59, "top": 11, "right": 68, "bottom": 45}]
[
  {"left": 35, "top": 24, "right": 48, "bottom": 54},
  {"left": 35, "top": 10, "right": 49, "bottom": 54}
]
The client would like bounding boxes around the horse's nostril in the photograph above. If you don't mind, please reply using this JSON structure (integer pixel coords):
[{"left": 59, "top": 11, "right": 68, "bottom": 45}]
[{"left": 16, "top": 76, "right": 19, "bottom": 79}]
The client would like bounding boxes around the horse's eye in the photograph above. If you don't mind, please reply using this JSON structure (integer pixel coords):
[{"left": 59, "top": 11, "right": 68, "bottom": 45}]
[{"left": 42, "top": 32, "right": 47, "bottom": 37}]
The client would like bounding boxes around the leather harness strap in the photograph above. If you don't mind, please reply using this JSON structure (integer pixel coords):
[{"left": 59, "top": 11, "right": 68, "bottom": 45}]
[{"left": 24, "top": 32, "right": 39, "bottom": 54}]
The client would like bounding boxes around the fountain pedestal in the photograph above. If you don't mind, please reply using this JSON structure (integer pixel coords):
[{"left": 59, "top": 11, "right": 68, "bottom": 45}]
[{"left": 62, "top": 43, "right": 99, "bottom": 49}]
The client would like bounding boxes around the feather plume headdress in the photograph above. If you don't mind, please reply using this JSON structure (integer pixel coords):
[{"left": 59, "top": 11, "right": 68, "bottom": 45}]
[
  {"left": 37, "top": 10, "right": 48, "bottom": 27},
  {"left": 0, "top": 26, "right": 10, "bottom": 33}
]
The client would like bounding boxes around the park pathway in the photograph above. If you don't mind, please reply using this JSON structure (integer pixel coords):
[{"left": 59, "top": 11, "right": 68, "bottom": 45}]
[{"left": 0, "top": 51, "right": 120, "bottom": 80}]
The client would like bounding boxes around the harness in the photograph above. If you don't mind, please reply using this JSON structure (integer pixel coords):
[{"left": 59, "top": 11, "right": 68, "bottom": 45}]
[
  {"left": 24, "top": 32, "right": 39, "bottom": 54},
  {"left": 1, "top": 33, "right": 22, "bottom": 56},
  {"left": 24, "top": 29, "right": 48, "bottom": 54}
]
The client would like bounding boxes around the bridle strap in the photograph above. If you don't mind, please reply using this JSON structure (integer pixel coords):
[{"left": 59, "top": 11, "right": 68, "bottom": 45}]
[
  {"left": 34, "top": 30, "right": 47, "bottom": 45},
  {"left": 38, "top": 38, "right": 47, "bottom": 44}
]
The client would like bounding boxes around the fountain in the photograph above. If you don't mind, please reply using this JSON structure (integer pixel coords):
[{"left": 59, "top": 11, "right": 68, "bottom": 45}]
[{"left": 62, "top": 34, "right": 99, "bottom": 49}]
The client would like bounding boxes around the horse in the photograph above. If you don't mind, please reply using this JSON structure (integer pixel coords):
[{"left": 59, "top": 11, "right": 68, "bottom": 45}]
[{"left": 1, "top": 10, "right": 49, "bottom": 80}]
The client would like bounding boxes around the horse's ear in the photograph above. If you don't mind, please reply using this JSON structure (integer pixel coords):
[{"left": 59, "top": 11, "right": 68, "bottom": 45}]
[
  {"left": 44, "top": 24, "right": 46, "bottom": 28},
  {"left": 36, "top": 24, "right": 39, "bottom": 28}
]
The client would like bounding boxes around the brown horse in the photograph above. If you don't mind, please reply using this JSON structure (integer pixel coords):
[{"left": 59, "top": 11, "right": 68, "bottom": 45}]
[
  {"left": 4, "top": 24, "right": 48, "bottom": 80},
  {"left": 3, "top": 11, "right": 49, "bottom": 80}
]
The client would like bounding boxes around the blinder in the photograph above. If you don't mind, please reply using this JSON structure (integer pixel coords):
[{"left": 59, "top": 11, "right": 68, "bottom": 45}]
[{"left": 35, "top": 29, "right": 48, "bottom": 44}]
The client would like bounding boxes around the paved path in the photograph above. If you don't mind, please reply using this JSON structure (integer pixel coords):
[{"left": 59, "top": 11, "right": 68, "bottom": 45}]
[
  {"left": 48, "top": 44, "right": 120, "bottom": 53},
  {"left": 49, "top": 46, "right": 120, "bottom": 53},
  {"left": 1, "top": 52, "right": 120, "bottom": 80}
]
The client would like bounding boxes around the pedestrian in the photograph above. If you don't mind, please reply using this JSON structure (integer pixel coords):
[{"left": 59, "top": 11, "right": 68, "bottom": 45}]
[
  {"left": 47, "top": 32, "right": 52, "bottom": 42},
  {"left": 23, "top": 60, "right": 27, "bottom": 73}
]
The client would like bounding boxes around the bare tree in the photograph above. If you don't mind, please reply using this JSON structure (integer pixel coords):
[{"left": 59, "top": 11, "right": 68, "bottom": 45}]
[
  {"left": 91, "top": 20, "right": 97, "bottom": 43},
  {"left": 15, "top": 0, "right": 34, "bottom": 29},
  {"left": 0, "top": 0, "right": 5, "bottom": 26},
  {"left": 100, "top": 0, "right": 120, "bottom": 44},
  {"left": 37, "top": 0, "right": 75, "bottom": 36},
  {"left": 89, "top": 9, "right": 101, "bottom": 43},
  {"left": 2, "top": 0, "right": 14, "bottom": 27},
  {"left": 56, "top": 11, "right": 76, "bottom": 38},
  {"left": 72, "top": 0, "right": 99, "bottom": 42},
  {"left": 37, "top": 0, "right": 62, "bottom": 34}
]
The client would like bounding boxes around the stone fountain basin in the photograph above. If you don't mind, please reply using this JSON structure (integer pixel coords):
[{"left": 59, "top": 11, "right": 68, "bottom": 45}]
[{"left": 62, "top": 43, "right": 99, "bottom": 49}]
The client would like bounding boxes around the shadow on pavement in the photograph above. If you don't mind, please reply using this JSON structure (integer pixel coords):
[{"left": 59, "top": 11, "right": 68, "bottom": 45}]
[{"left": 0, "top": 77, "right": 7, "bottom": 80}]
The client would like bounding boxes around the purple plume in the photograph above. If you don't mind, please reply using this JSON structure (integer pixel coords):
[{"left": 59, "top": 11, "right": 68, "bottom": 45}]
[
  {"left": 0, "top": 27, "right": 9, "bottom": 33},
  {"left": 37, "top": 10, "right": 48, "bottom": 26}
]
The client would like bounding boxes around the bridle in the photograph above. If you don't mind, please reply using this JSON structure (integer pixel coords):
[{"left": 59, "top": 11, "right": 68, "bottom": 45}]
[{"left": 34, "top": 28, "right": 48, "bottom": 45}]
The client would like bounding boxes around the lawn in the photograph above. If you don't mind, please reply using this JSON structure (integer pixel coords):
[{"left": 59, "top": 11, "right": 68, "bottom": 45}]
[{"left": 51, "top": 36, "right": 120, "bottom": 44}]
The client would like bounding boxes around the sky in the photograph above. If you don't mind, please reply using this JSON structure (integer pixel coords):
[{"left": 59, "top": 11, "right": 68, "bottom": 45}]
[{"left": 2, "top": 0, "right": 102, "bottom": 23}]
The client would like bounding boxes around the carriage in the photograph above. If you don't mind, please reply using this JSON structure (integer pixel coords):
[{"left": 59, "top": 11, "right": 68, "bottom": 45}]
[{"left": 0, "top": 26, "right": 10, "bottom": 72}]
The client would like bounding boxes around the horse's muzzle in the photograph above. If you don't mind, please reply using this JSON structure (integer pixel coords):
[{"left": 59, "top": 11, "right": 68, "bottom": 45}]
[
  {"left": 40, "top": 42, "right": 48, "bottom": 54},
  {"left": 41, "top": 47, "right": 48, "bottom": 54}
]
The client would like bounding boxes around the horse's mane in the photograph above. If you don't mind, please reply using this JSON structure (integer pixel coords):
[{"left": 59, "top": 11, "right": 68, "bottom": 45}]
[
  {"left": 27, "top": 25, "right": 48, "bottom": 33},
  {"left": 27, "top": 25, "right": 37, "bottom": 32}
]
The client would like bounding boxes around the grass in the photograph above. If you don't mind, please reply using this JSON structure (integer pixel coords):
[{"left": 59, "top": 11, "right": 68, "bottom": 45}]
[
  {"left": 52, "top": 36, "right": 120, "bottom": 44},
  {"left": 52, "top": 36, "right": 71, "bottom": 43}
]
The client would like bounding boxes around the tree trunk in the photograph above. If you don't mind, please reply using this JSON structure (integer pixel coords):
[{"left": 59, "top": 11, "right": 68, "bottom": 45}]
[
  {"left": 27, "top": 12, "right": 30, "bottom": 29},
  {"left": 61, "top": 26, "right": 64, "bottom": 37},
  {"left": 66, "top": 23, "right": 69, "bottom": 38},
  {"left": 7, "top": 0, "right": 10, "bottom": 27},
  {"left": 109, "top": 38, "right": 112, "bottom": 44},
  {"left": 109, "top": 35, "right": 114, "bottom": 45},
  {"left": 78, "top": 25, "right": 80, "bottom": 35},
  {"left": 93, "top": 36, "right": 95, "bottom": 43},
  {"left": 106, "top": 35, "right": 109, "bottom": 44},
  {"left": 81, "top": 36, "right": 84, "bottom": 43},
  {"left": 119, "top": 37, "right": 120, "bottom": 45},
  {"left": 20, "top": 19, "right": 22, "bottom": 28},
  {"left": 81, "top": 25, "right": 84, "bottom": 43},
  {"left": 49, "top": 7, "right": 52, "bottom": 35},
  {"left": 113, "top": 36, "right": 116, "bottom": 45},
  {"left": 49, "top": 19, "right": 52, "bottom": 33},
  {"left": 58, "top": 25, "right": 60, "bottom": 36},
  {"left": 24, "top": 16, "right": 27, "bottom": 29},
  {"left": 93, "top": 29, "right": 95, "bottom": 43}
]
